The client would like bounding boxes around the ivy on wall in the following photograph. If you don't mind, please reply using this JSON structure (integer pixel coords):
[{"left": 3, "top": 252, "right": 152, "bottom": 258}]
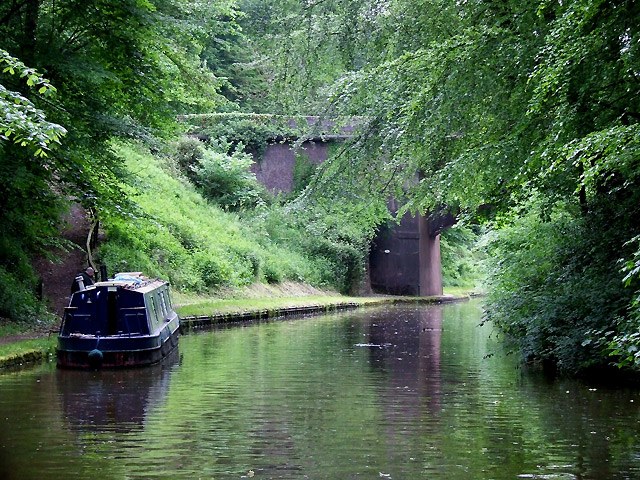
[{"left": 179, "top": 113, "right": 349, "bottom": 160}]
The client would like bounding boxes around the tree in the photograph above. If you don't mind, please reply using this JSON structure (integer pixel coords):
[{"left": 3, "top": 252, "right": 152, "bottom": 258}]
[
  {"left": 0, "top": 48, "right": 66, "bottom": 156},
  {"left": 0, "top": 0, "right": 242, "bottom": 320},
  {"left": 236, "top": 0, "right": 393, "bottom": 114},
  {"left": 309, "top": 0, "right": 640, "bottom": 372},
  {"left": 0, "top": 48, "right": 67, "bottom": 320}
]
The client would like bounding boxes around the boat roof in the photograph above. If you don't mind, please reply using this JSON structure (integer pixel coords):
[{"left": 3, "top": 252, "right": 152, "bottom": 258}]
[{"left": 92, "top": 272, "right": 169, "bottom": 294}]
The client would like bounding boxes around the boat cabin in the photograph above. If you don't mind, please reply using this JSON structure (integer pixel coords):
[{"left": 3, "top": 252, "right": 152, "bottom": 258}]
[{"left": 62, "top": 273, "right": 175, "bottom": 337}]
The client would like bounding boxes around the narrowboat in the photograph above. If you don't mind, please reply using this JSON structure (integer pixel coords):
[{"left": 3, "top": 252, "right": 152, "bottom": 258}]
[{"left": 57, "top": 272, "right": 180, "bottom": 369}]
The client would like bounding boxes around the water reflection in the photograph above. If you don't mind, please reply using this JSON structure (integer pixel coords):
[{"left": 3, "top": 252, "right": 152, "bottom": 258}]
[
  {"left": 56, "top": 348, "right": 179, "bottom": 433},
  {"left": 2, "top": 301, "right": 640, "bottom": 479},
  {"left": 362, "top": 306, "right": 443, "bottom": 431}
]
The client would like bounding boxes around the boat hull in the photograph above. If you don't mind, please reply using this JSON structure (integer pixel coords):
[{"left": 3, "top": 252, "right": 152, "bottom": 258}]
[{"left": 57, "top": 319, "right": 180, "bottom": 369}]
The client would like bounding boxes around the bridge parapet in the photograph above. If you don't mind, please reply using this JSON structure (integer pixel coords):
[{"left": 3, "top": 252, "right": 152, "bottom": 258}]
[{"left": 179, "top": 113, "right": 359, "bottom": 138}]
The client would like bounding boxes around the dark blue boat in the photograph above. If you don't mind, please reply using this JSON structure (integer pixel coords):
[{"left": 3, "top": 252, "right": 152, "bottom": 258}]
[{"left": 57, "top": 272, "right": 180, "bottom": 369}]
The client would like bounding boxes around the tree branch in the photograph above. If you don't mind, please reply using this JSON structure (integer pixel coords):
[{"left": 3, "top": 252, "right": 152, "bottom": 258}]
[{"left": 0, "top": 0, "right": 28, "bottom": 27}]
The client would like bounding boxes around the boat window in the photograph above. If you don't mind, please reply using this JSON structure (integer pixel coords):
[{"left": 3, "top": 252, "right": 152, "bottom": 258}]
[
  {"left": 148, "top": 296, "right": 159, "bottom": 325},
  {"left": 166, "top": 288, "right": 173, "bottom": 310},
  {"left": 153, "top": 295, "right": 162, "bottom": 321},
  {"left": 159, "top": 291, "right": 167, "bottom": 315}
]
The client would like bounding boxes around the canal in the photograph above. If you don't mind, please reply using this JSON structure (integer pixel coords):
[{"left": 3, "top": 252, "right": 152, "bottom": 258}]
[{"left": 1, "top": 300, "right": 639, "bottom": 479}]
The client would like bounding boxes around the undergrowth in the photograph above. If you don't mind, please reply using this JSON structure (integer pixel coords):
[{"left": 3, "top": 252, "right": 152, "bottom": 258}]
[{"left": 97, "top": 141, "right": 373, "bottom": 295}]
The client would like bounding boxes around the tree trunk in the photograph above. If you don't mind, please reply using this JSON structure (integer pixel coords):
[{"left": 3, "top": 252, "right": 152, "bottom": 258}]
[{"left": 21, "top": 0, "right": 39, "bottom": 64}]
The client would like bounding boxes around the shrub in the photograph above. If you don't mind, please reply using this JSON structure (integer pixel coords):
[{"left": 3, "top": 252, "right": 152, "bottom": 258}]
[
  {"left": 440, "top": 224, "right": 484, "bottom": 288},
  {"left": 303, "top": 235, "right": 364, "bottom": 294},
  {"left": 0, "top": 266, "right": 43, "bottom": 321},
  {"left": 483, "top": 197, "right": 633, "bottom": 373},
  {"left": 193, "top": 250, "right": 233, "bottom": 288},
  {"left": 192, "top": 146, "right": 263, "bottom": 210},
  {"left": 173, "top": 137, "right": 264, "bottom": 210},
  {"left": 604, "top": 236, "right": 640, "bottom": 369},
  {"left": 173, "top": 137, "right": 204, "bottom": 173},
  {"left": 263, "top": 257, "right": 284, "bottom": 284},
  {"left": 0, "top": 236, "right": 45, "bottom": 321}
]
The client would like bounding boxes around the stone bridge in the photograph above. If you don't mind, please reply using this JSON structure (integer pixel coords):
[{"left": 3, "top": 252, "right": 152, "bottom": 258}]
[
  {"left": 183, "top": 114, "right": 455, "bottom": 296},
  {"left": 251, "top": 117, "right": 454, "bottom": 296}
]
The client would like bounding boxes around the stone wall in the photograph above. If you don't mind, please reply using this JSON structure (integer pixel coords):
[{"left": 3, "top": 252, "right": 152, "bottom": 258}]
[{"left": 251, "top": 140, "right": 329, "bottom": 194}]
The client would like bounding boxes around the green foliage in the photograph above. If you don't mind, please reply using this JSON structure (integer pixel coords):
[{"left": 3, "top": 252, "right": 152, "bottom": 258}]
[
  {"left": 294, "top": 202, "right": 389, "bottom": 293},
  {"left": 0, "top": 49, "right": 66, "bottom": 156},
  {"left": 192, "top": 146, "right": 263, "bottom": 210},
  {"left": 0, "top": 231, "right": 51, "bottom": 321},
  {"left": 317, "top": 0, "right": 639, "bottom": 219},
  {"left": 0, "top": 265, "right": 44, "bottom": 321},
  {"left": 483, "top": 197, "right": 635, "bottom": 373},
  {"left": 98, "top": 141, "right": 366, "bottom": 294},
  {"left": 605, "top": 235, "right": 640, "bottom": 369},
  {"left": 236, "top": 0, "right": 391, "bottom": 113},
  {"left": 248, "top": 192, "right": 387, "bottom": 294},
  {"left": 173, "top": 137, "right": 264, "bottom": 210},
  {"left": 440, "top": 225, "right": 483, "bottom": 288},
  {"left": 180, "top": 113, "right": 315, "bottom": 157},
  {"left": 202, "top": 117, "right": 283, "bottom": 157},
  {"left": 327, "top": 11, "right": 544, "bottom": 214},
  {"left": 173, "top": 137, "right": 204, "bottom": 173},
  {"left": 262, "top": 254, "right": 284, "bottom": 284}
]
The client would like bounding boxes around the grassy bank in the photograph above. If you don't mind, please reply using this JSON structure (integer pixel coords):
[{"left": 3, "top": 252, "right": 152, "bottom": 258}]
[
  {"left": 0, "top": 337, "right": 57, "bottom": 369},
  {"left": 173, "top": 281, "right": 373, "bottom": 317},
  {"left": 177, "top": 295, "right": 367, "bottom": 317},
  {"left": 96, "top": 141, "right": 376, "bottom": 297},
  {"left": 176, "top": 294, "right": 393, "bottom": 319},
  {"left": 174, "top": 282, "right": 476, "bottom": 319}
]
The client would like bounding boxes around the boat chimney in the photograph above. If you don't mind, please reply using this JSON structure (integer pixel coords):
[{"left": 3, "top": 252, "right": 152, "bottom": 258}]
[
  {"left": 100, "top": 264, "right": 108, "bottom": 282},
  {"left": 75, "top": 275, "right": 85, "bottom": 291}
]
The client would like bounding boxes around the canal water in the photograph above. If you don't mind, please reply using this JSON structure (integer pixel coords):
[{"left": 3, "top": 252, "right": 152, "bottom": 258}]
[{"left": 1, "top": 300, "right": 639, "bottom": 479}]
